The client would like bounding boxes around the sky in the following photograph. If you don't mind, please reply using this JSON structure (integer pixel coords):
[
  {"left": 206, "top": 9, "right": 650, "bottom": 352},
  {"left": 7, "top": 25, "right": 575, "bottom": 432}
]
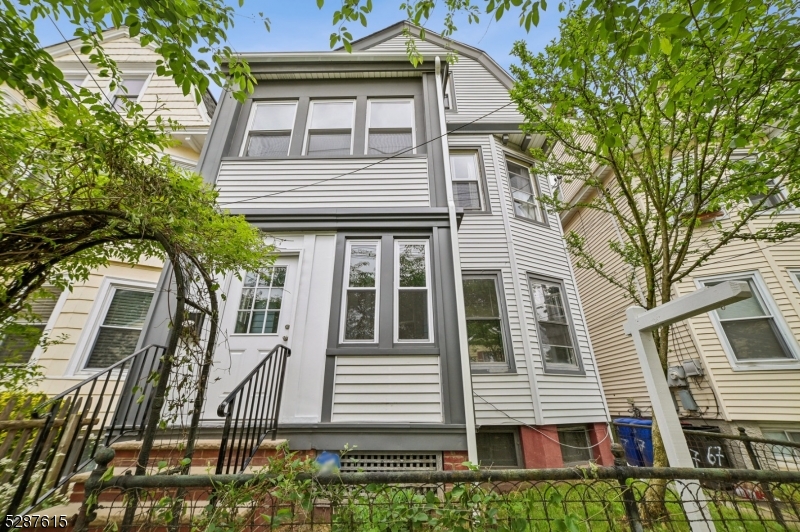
[{"left": 35, "top": 1, "right": 565, "bottom": 96}]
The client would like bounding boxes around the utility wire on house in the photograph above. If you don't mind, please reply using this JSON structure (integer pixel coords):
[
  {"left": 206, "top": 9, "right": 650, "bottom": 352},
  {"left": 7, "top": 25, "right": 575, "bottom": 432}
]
[{"left": 218, "top": 100, "right": 518, "bottom": 206}]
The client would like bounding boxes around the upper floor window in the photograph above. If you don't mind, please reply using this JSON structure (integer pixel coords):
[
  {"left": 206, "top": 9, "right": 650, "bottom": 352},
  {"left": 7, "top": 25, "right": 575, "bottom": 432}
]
[
  {"left": 395, "top": 241, "right": 432, "bottom": 342},
  {"left": 85, "top": 287, "right": 154, "bottom": 370},
  {"left": 506, "top": 159, "right": 542, "bottom": 223},
  {"left": 341, "top": 241, "right": 380, "bottom": 343},
  {"left": 304, "top": 100, "right": 355, "bottom": 156},
  {"left": 0, "top": 287, "right": 61, "bottom": 364},
  {"left": 529, "top": 278, "right": 582, "bottom": 373},
  {"left": 366, "top": 99, "right": 414, "bottom": 155},
  {"left": 112, "top": 76, "right": 148, "bottom": 110},
  {"left": 701, "top": 275, "right": 798, "bottom": 364},
  {"left": 450, "top": 152, "right": 484, "bottom": 210},
  {"left": 243, "top": 102, "right": 297, "bottom": 157},
  {"left": 443, "top": 78, "right": 454, "bottom": 110},
  {"left": 463, "top": 273, "right": 511, "bottom": 371},
  {"left": 234, "top": 267, "right": 286, "bottom": 334},
  {"left": 750, "top": 179, "right": 788, "bottom": 210}
]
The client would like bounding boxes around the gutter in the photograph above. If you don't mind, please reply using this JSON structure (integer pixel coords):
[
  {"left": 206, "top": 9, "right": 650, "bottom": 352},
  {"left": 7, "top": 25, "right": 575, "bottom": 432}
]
[{"left": 435, "top": 56, "right": 478, "bottom": 463}]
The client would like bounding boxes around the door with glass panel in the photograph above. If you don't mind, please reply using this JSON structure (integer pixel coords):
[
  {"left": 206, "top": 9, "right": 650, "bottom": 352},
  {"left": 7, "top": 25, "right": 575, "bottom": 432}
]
[{"left": 204, "top": 257, "right": 297, "bottom": 421}]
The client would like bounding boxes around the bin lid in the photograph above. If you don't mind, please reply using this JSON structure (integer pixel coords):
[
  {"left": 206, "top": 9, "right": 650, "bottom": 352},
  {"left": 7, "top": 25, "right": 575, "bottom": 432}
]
[{"left": 614, "top": 418, "right": 652, "bottom": 426}]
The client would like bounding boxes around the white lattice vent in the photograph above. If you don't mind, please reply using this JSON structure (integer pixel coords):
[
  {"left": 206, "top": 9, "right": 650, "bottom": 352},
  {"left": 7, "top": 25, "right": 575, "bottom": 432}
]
[{"left": 339, "top": 453, "right": 442, "bottom": 473}]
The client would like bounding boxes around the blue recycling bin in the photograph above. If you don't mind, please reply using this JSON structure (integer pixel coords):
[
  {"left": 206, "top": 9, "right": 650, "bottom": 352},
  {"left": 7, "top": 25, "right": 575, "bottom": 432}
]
[{"left": 613, "top": 418, "right": 653, "bottom": 466}]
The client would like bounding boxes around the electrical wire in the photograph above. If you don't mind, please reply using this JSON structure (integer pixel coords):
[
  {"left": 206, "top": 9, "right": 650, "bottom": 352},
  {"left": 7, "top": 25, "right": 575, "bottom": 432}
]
[
  {"left": 218, "top": 100, "right": 517, "bottom": 207},
  {"left": 472, "top": 390, "right": 612, "bottom": 450}
]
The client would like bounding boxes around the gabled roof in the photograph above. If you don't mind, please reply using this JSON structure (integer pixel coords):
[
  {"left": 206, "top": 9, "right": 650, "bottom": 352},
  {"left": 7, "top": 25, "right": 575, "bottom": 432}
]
[
  {"left": 43, "top": 27, "right": 158, "bottom": 59},
  {"left": 347, "top": 21, "right": 517, "bottom": 90}
]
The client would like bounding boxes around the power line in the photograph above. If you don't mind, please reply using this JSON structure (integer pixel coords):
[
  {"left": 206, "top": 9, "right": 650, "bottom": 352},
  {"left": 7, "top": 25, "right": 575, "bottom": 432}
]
[{"left": 218, "top": 100, "right": 517, "bottom": 207}]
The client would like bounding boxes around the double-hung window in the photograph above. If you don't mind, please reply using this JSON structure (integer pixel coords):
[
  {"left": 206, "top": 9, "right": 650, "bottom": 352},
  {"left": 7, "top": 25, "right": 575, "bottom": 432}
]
[
  {"left": 243, "top": 102, "right": 297, "bottom": 157},
  {"left": 506, "top": 159, "right": 542, "bottom": 222},
  {"left": 750, "top": 179, "right": 788, "bottom": 210},
  {"left": 463, "top": 274, "right": 510, "bottom": 368},
  {"left": 234, "top": 267, "right": 286, "bottom": 334},
  {"left": 395, "top": 240, "right": 432, "bottom": 342},
  {"left": 304, "top": 100, "right": 355, "bottom": 156},
  {"left": 701, "top": 275, "right": 797, "bottom": 363},
  {"left": 84, "top": 288, "right": 154, "bottom": 370},
  {"left": 341, "top": 241, "right": 380, "bottom": 342},
  {"left": 366, "top": 99, "right": 414, "bottom": 155},
  {"left": 529, "top": 278, "right": 582, "bottom": 372},
  {"left": 450, "top": 152, "right": 484, "bottom": 210},
  {"left": 0, "top": 287, "right": 61, "bottom": 364},
  {"left": 112, "top": 76, "right": 148, "bottom": 110}
]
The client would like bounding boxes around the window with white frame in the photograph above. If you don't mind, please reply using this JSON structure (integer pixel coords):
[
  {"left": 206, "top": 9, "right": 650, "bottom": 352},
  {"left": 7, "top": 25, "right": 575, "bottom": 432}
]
[
  {"left": 749, "top": 179, "right": 789, "bottom": 210},
  {"left": 234, "top": 267, "right": 286, "bottom": 334},
  {"left": 463, "top": 274, "right": 510, "bottom": 366},
  {"left": 443, "top": 77, "right": 455, "bottom": 110},
  {"left": 243, "top": 102, "right": 297, "bottom": 157},
  {"left": 701, "top": 275, "right": 797, "bottom": 362},
  {"left": 112, "top": 76, "right": 148, "bottom": 110},
  {"left": 304, "top": 100, "right": 355, "bottom": 156},
  {"left": 84, "top": 288, "right": 154, "bottom": 369},
  {"left": 395, "top": 240, "right": 432, "bottom": 342},
  {"left": 529, "top": 278, "right": 581, "bottom": 372},
  {"left": 341, "top": 241, "right": 380, "bottom": 342},
  {"left": 450, "top": 152, "right": 484, "bottom": 210},
  {"left": 0, "top": 287, "right": 61, "bottom": 364},
  {"left": 64, "top": 75, "right": 86, "bottom": 89},
  {"left": 506, "top": 159, "right": 542, "bottom": 222},
  {"left": 366, "top": 99, "right": 414, "bottom": 155}
]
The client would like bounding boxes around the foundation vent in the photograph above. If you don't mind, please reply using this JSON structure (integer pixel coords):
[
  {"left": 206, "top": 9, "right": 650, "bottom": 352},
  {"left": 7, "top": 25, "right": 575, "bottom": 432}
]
[{"left": 339, "top": 453, "right": 441, "bottom": 473}]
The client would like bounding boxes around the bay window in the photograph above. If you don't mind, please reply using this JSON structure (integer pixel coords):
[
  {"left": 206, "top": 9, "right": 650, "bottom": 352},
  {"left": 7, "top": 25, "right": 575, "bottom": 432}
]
[
  {"left": 243, "top": 101, "right": 297, "bottom": 157},
  {"left": 366, "top": 99, "right": 414, "bottom": 155},
  {"left": 304, "top": 100, "right": 355, "bottom": 156},
  {"left": 506, "top": 159, "right": 542, "bottom": 222},
  {"left": 529, "top": 277, "right": 582, "bottom": 373},
  {"left": 450, "top": 152, "right": 484, "bottom": 210},
  {"left": 463, "top": 273, "right": 512, "bottom": 370}
]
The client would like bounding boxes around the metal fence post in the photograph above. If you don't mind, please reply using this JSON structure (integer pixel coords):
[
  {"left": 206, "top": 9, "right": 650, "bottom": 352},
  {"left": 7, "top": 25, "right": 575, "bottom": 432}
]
[
  {"left": 612, "top": 443, "right": 644, "bottom": 532},
  {"left": 74, "top": 447, "right": 115, "bottom": 532},
  {"left": 738, "top": 427, "right": 786, "bottom": 528}
]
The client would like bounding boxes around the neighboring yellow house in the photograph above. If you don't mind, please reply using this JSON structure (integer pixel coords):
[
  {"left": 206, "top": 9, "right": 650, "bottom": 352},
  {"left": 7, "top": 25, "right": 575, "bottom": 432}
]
[
  {"left": 0, "top": 29, "right": 214, "bottom": 395},
  {"left": 558, "top": 159, "right": 800, "bottom": 443}
]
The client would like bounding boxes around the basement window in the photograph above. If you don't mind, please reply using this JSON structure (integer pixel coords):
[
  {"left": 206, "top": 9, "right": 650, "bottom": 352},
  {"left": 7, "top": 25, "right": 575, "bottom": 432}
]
[
  {"left": 477, "top": 429, "right": 520, "bottom": 469},
  {"left": 558, "top": 425, "right": 593, "bottom": 465}
]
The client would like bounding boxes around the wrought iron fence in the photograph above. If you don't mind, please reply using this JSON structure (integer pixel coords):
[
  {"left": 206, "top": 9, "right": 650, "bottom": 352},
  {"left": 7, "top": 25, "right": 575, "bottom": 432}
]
[
  {"left": 216, "top": 344, "right": 290, "bottom": 475},
  {"left": 76, "top": 445, "right": 800, "bottom": 532},
  {"left": 1, "top": 344, "right": 164, "bottom": 525}
]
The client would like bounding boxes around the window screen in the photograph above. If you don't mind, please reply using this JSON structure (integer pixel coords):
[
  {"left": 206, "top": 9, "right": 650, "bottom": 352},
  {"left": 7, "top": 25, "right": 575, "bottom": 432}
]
[
  {"left": 342, "top": 242, "right": 380, "bottom": 342},
  {"left": 0, "top": 287, "right": 61, "bottom": 364},
  {"left": 112, "top": 77, "right": 148, "bottom": 109},
  {"left": 558, "top": 426, "right": 592, "bottom": 464},
  {"left": 367, "top": 100, "right": 414, "bottom": 155},
  {"left": 463, "top": 276, "right": 508, "bottom": 365},
  {"left": 477, "top": 431, "right": 520, "bottom": 468},
  {"left": 506, "top": 160, "right": 541, "bottom": 222},
  {"left": 244, "top": 102, "right": 297, "bottom": 157},
  {"left": 530, "top": 279, "right": 580, "bottom": 371},
  {"left": 306, "top": 101, "right": 354, "bottom": 156},
  {"left": 450, "top": 153, "right": 482, "bottom": 210},
  {"left": 234, "top": 267, "right": 286, "bottom": 335},
  {"left": 85, "top": 288, "right": 154, "bottom": 369},
  {"left": 396, "top": 241, "right": 431, "bottom": 342},
  {"left": 704, "top": 278, "right": 794, "bottom": 361}
]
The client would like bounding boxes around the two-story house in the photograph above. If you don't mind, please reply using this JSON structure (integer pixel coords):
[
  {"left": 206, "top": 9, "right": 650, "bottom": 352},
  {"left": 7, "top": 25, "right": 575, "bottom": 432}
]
[
  {"left": 0, "top": 28, "right": 214, "bottom": 396},
  {"left": 559, "top": 147, "right": 800, "bottom": 444},
  {"left": 134, "top": 22, "right": 611, "bottom": 470}
]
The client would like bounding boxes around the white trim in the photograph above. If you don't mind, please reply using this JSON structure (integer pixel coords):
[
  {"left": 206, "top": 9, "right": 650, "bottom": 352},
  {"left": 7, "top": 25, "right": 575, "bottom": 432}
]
[
  {"left": 393, "top": 239, "right": 433, "bottom": 343},
  {"left": 65, "top": 277, "right": 157, "bottom": 376},
  {"left": 110, "top": 72, "right": 154, "bottom": 107},
  {"left": 695, "top": 270, "right": 800, "bottom": 371},
  {"left": 339, "top": 239, "right": 381, "bottom": 344},
  {"left": 28, "top": 287, "right": 70, "bottom": 364},
  {"left": 788, "top": 269, "right": 800, "bottom": 296},
  {"left": 449, "top": 151, "right": 484, "bottom": 211},
  {"left": 239, "top": 101, "right": 298, "bottom": 157},
  {"left": 365, "top": 98, "right": 416, "bottom": 155},
  {"left": 302, "top": 99, "right": 356, "bottom": 156},
  {"left": 502, "top": 152, "right": 542, "bottom": 223}
]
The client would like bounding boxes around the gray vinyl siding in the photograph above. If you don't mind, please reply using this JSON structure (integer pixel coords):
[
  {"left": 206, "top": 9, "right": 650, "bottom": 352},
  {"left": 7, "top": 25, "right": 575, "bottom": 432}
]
[
  {"left": 368, "top": 36, "right": 524, "bottom": 123},
  {"left": 449, "top": 135, "right": 537, "bottom": 426},
  {"left": 331, "top": 355, "right": 443, "bottom": 423},
  {"left": 215, "top": 157, "right": 430, "bottom": 209}
]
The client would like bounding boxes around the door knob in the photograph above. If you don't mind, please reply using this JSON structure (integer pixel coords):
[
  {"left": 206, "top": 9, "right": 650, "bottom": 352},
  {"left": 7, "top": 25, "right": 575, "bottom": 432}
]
[{"left": 282, "top": 336, "right": 289, "bottom": 341}]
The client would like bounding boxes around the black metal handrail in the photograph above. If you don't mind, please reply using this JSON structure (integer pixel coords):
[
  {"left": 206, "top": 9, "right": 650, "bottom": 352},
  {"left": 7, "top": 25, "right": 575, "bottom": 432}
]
[
  {"left": 216, "top": 344, "right": 290, "bottom": 475},
  {"left": 2, "top": 344, "right": 165, "bottom": 523}
]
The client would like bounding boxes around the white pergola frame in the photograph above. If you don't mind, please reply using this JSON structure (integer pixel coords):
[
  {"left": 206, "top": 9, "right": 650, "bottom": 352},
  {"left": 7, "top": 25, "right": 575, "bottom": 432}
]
[{"left": 623, "top": 280, "right": 752, "bottom": 532}]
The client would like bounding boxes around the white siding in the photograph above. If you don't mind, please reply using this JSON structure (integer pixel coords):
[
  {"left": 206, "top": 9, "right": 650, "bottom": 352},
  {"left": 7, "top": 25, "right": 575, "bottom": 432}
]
[
  {"left": 331, "top": 356, "right": 443, "bottom": 423},
  {"left": 368, "top": 36, "right": 525, "bottom": 123},
  {"left": 216, "top": 157, "right": 430, "bottom": 209}
]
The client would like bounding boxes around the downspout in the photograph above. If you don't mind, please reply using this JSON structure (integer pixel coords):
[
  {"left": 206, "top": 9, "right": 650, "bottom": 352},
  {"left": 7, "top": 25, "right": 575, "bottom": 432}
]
[{"left": 435, "top": 56, "right": 478, "bottom": 463}]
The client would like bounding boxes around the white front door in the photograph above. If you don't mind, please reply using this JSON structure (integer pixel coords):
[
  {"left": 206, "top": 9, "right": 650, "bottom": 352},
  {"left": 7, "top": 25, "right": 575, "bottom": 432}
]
[{"left": 203, "top": 256, "right": 297, "bottom": 422}]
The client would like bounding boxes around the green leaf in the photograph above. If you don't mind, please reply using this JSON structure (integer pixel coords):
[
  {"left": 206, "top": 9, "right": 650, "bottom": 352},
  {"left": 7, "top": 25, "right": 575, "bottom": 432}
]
[{"left": 659, "top": 35, "right": 673, "bottom": 55}]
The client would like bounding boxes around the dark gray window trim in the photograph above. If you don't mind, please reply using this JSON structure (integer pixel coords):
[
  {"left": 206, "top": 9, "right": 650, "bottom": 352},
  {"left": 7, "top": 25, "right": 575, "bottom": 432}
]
[
  {"left": 527, "top": 273, "right": 585, "bottom": 376},
  {"left": 462, "top": 270, "right": 516, "bottom": 374},
  {"left": 449, "top": 147, "right": 492, "bottom": 215},
  {"left": 476, "top": 426, "right": 523, "bottom": 469},
  {"left": 502, "top": 152, "right": 549, "bottom": 228},
  {"left": 329, "top": 232, "right": 439, "bottom": 351}
]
